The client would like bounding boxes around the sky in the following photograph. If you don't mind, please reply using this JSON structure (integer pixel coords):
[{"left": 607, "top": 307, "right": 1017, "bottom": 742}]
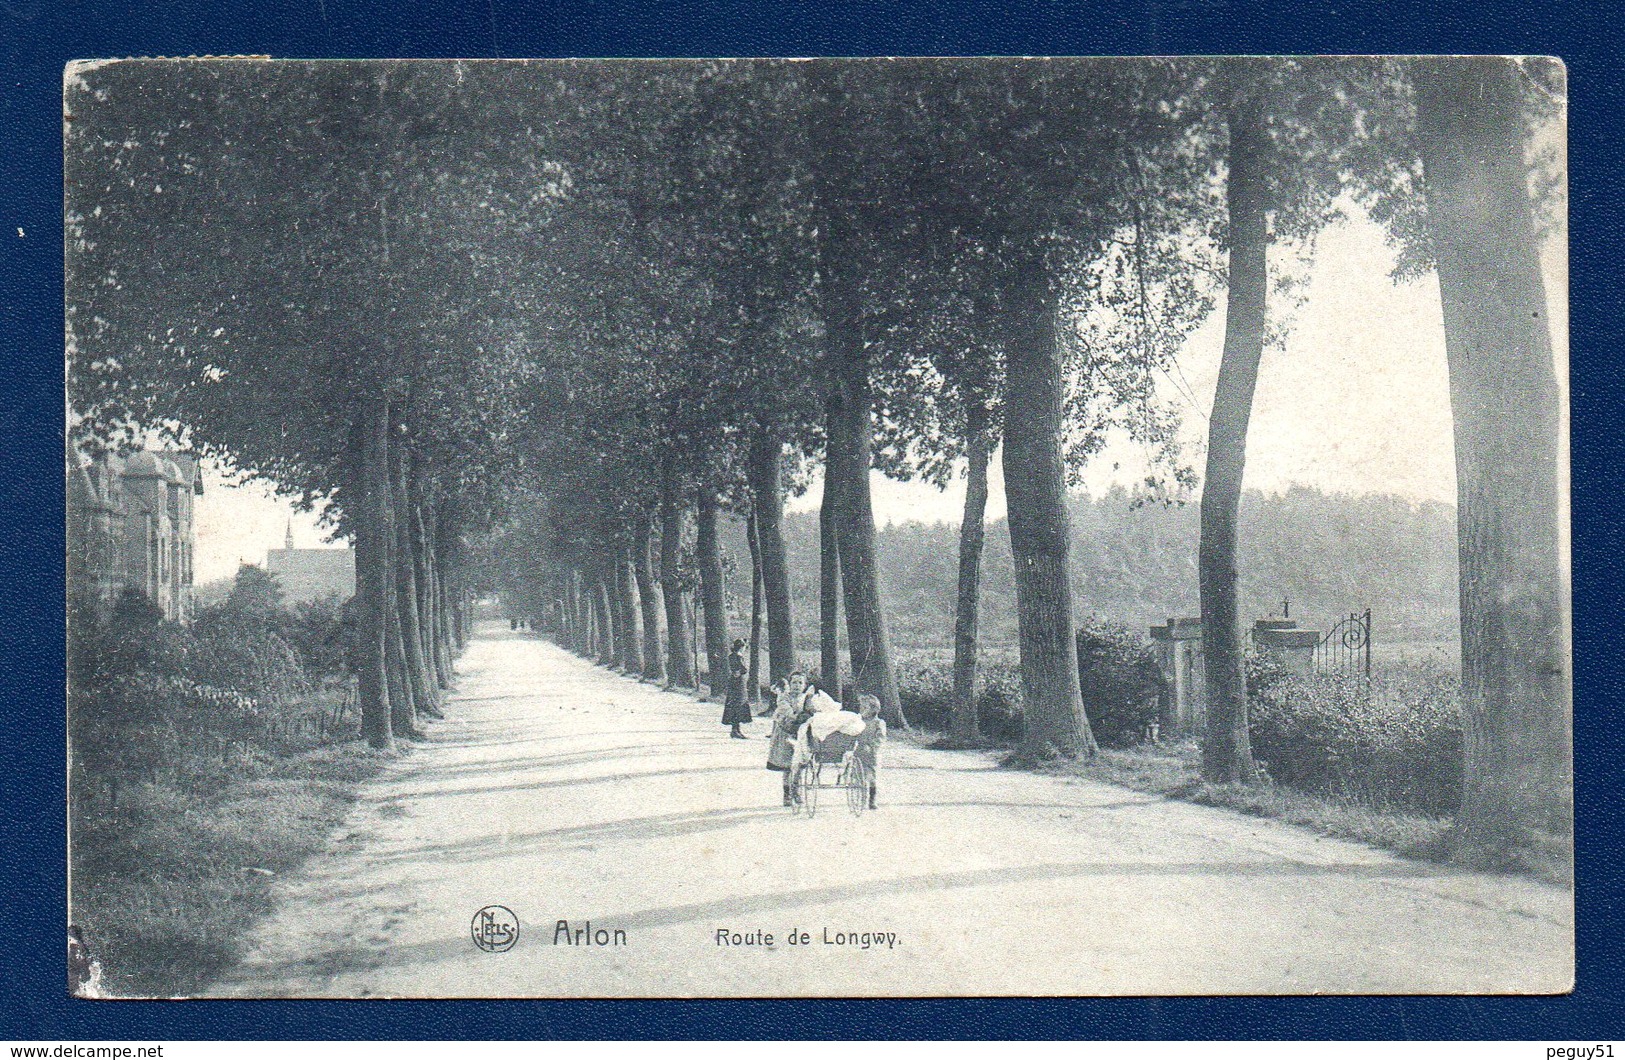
[{"left": 191, "top": 203, "right": 1568, "bottom": 585}]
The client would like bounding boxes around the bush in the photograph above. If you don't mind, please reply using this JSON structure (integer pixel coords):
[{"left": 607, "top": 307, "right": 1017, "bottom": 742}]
[
  {"left": 1075, "top": 623, "right": 1162, "bottom": 747},
  {"left": 1246, "top": 657, "right": 1463, "bottom": 814},
  {"left": 284, "top": 594, "right": 353, "bottom": 680},
  {"left": 187, "top": 565, "right": 315, "bottom": 706},
  {"left": 190, "top": 616, "right": 310, "bottom": 707},
  {"left": 892, "top": 627, "right": 1162, "bottom": 748},
  {"left": 892, "top": 650, "right": 1024, "bottom": 743},
  {"left": 69, "top": 576, "right": 350, "bottom": 813}
]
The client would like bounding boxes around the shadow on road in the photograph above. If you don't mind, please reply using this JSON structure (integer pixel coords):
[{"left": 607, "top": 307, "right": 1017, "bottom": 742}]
[
  {"left": 607, "top": 857, "right": 1465, "bottom": 932},
  {"left": 402, "top": 765, "right": 765, "bottom": 801},
  {"left": 360, "top": 806, "right": 788, "bottom": 867},
  {"left": 236, "top": 853, "right": 1468, "bottom": 990}
]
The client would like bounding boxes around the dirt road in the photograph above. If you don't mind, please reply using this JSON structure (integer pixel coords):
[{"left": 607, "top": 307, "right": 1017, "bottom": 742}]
[{"left": 212, "top": 624, "right": 1572, "bottom": 997}]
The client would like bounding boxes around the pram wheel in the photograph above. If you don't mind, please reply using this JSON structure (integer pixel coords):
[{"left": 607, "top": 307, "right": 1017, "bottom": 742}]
[
  {"left": 789, "top": 762, "right": 816, "bottom": 816},
  {"left": 797, "top": 761, "right": 820, "bottom": 817},
  {"left": 843, "top": 756, "right": 869, "bottom": 816}
]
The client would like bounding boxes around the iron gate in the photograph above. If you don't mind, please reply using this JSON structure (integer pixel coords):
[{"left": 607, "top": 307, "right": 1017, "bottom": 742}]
[{"left": 1314, "top": 609, "right": 1372, "bottom": 678}]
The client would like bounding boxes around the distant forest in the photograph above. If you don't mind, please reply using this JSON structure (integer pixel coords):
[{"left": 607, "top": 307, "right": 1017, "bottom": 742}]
[{"left": 717, "top": 486, "right": 1459, "bottom": 652}]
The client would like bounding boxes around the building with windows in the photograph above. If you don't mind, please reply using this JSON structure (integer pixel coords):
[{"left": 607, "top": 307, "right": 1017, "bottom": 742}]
[{"left": 67, "top": 448, "right": 203, "bottom": 623}]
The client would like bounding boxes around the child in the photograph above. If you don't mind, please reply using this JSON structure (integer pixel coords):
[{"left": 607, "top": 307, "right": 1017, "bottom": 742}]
[
  {"left": 855, "top": 694, "right": 887, "bottom": 810},
  {"left": 765, "top": 672, "right": 812, "bottom": 806}
]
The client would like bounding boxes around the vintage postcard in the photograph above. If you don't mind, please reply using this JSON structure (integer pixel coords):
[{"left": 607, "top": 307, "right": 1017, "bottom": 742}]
[{"left": 64, "top": 56, "right": 1571, "bottom": 998}]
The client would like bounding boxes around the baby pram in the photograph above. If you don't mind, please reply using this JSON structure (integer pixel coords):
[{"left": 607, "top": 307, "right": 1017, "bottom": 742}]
[{"left": 789, "top": 728, "right": 870, "bottom": 818}]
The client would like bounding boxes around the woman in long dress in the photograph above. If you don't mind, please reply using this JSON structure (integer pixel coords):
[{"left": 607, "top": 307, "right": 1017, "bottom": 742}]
[{"left": 721, "top": 638, "right": 753, "bottom": 738}]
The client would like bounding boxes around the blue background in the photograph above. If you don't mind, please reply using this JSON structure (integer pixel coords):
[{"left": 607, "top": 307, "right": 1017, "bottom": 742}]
[{"left": 4, "top": 0, "right": 1621, "bottom": 1040}]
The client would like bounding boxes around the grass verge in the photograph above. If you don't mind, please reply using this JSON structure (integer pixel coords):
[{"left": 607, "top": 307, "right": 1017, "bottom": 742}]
[
  {"left": 1049, "top": 739, "right": 1452, "bottom": 859},
  {"left": 69, "top": 740, "right": 393, "bottom": 998},
  {"left": 907, "top": 728, "right": 1451, "bottom": 859}
]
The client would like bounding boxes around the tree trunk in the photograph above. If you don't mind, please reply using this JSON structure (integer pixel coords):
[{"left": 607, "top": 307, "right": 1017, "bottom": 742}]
[
  {"left": 951, "top": 400, "right": 992, "bottom": 743},
  {"left": 562, "top": 570, "right": 576, "bottom": 649},
  {"left": 385, "top": 582, "right": 422, "bottom": 739},
  {"left": 355, "top": 398, "right": 393, "bottom": 750},
  {"left": 696, "top": 488, "right": 729, "bottom": 700},
  {"left": 607, "top": 551, "right": 627, "bottom": 670},
  {"left": 1001, "top": 255, "right": 1095, "bottom": 759},
  {"left": 432, "top": 504, "right": 460, "bottom": 668},
  {"left": 748, "top": 427, "right": 796, "bottom": 685},
  {"left": 1414, "top": 56, "right": 1570, "bottom": 861},
  {"left": 425, "top": 507, "right": 453, "bottom": 688},
  {"left": 373, "top": 405, "right": 419, "bottom": 741},
  {"left": 571, "top": 568, "right": 589, "bottom": 655},
  {"left": 1199, "top": 93, "right": 1268, "bottom": 784},
  {"left": 594, "top": 575, "right": 615, "bottom": 665},
  {"left": 634, "top": 517, "right": 666, "bottom": 683},
  {"left": 690, "top": 593, "right": 702, "bottom": 689},
  {"left": 393, "top": 447, "right": 439, "bottom": 720},
  {"left": 417, "top": 501, "right": 441, "bottom": 688},
  {"left": 584, "top": 573, "right": 598, "bottom": 655},
  {"left": 435, "top": 512, "right": 468, "bottom": 656},
  {"left": 809, "top": 72, "right": 901, "bottom": 724},
  {"left": 821, "top": 251, "right": 905, "bottom": 727},
  {"left": 617, "top": 543, "right": 644, "bottom": 675},
  {"left": 819, "top": 435, "right": 842, "bottom": 690},
  {"left": 747, "top": 508, "right": 764, "bottom": 706},
  {"left": 604, "top": 558, "right": 621, "bottom": 669},
  {"left": 659, "top": 465, "right": 696, "bottom": 687},
  {"left": 410, "top": 473, "right": 441, "bottom": 691}
]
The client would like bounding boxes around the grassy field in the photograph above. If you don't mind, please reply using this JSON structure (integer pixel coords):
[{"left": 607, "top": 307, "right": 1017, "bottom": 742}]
[{"left": 69, "top": 719, "right": 391, "bottom": 997}]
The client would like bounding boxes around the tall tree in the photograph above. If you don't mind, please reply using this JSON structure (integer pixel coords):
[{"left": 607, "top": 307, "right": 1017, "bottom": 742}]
[
  {"left": 819, "top": 406, "right": 844, "bottom": 689},
  {"left": 809, "top": 63, "right": 905, "bottom": 724},
  {"left": 952, "top": 397, "right": 994, "bottom": 743},
  {"left": 696, "top": 487, "right": 730, "bottom": 696},
  {"left": 634, "top": 515, "right": 667, "bottom": 683},
  {"left": 355, "top": 398, "right": 395, "bottom": 749},
  {"left": 1001, "top": 251, "right": 1097, "bottom": 757},
  {"left": 1412, "top": 56, "right": 1569, "bottom": 862},
  {"left": 1199, "top": 80, "right": 1270, "bottom": 784},
  {"left": 659, "top": 463, "right": 697, "bottom": 686},
  {"left": 746, "top": 508, "right": 764, "bottom": 703},
  {"left": 748, "top": 427, "right": 796, "bottom": 685}
]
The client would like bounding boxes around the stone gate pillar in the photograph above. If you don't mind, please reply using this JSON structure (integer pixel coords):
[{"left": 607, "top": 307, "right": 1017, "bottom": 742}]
[
  {"left": 1252, "top": 618, "right": 1321, "bottom": 675},
  {"left": 1149, "top": 617, "right": 1204, "bottom": 734}
]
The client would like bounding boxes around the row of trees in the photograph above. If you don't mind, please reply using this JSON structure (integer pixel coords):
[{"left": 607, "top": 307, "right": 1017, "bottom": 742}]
[{"left": 67, "top": 56, "right": 1567, "bottom": 863}]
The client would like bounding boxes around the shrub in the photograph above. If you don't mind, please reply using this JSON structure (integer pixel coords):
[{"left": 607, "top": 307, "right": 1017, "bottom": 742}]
[
  {"left": 98, "top": 588, "right": 196, "bottom": 682},
  {"left": 1246, "top": 657, "right": 1463, "bottom": 813},
  {"left": 187, "top": 566, "right": 312, "bottom": 706},
  {"left": 189, "top": 615, "right": 310, "bottom": 707},
  {"left": 1075, "top": 623, "right": 1162, "bottom": 747},
  {"left": 284, "top": 594, "right": 352, "bottom": 680},
  {"left": 892, "top": 650, "right": 1024, "bottom": 743},
  {"left": 891, "top": 627, "right": 1162, "bottom": 748}
]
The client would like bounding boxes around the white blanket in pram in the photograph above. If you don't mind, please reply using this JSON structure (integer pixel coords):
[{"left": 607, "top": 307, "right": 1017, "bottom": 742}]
[{"left": 806, "top": 709, "right": 867, "bottom": 741}]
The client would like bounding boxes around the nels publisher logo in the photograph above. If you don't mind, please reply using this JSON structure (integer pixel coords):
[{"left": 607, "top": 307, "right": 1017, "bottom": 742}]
[{"left": 471, "top": 905, "right": 519, "bottom": 953}]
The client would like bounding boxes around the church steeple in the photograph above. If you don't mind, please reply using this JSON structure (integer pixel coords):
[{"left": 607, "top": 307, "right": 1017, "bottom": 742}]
[{"left": 284, "top": 519, "right": 294, "bottom": 550}]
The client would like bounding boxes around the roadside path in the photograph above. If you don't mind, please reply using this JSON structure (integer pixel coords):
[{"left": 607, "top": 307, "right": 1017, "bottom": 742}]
[{"left": 212, "top": 623, "right": 1572, "bottom": 997}]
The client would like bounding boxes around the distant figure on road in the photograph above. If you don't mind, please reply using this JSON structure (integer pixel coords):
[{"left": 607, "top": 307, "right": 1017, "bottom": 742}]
[
  {"left": 766, "top": 671, "right": 813, "bottom": 805},
  {"left": 722, "top": 638, "right": 752, "bottom": 739}
]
